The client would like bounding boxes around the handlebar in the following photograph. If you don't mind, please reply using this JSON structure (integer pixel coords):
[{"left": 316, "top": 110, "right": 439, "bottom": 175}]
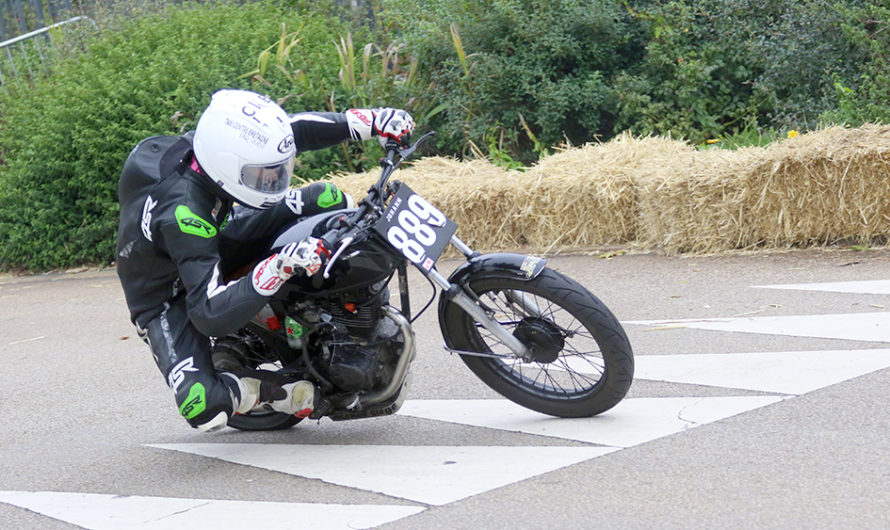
[{"left": 317, "top": 130, "right": 437, "bottom": 276}]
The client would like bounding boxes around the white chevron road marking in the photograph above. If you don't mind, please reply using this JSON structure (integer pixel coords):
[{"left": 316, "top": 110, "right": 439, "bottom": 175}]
[
  {"left": 635, "top": 349, "right": 890, "bottom": 394},
  {"left": 147, "top": 443, "right": 615, "bottom": 506},
  {"left": 8, "top": 278, "right": 886, "bottom": 527},
  {"left": 625, "top": 312, "right": 890, "bottom": 342},
  {"left": 397, "top": 396, "right": 785, "bottom": 447},
  {"left": 755, "top": 279, "right": 890, "bottom": 294},
  {"left": 0, "top": 491, "right": 425, "bottom": 530}
]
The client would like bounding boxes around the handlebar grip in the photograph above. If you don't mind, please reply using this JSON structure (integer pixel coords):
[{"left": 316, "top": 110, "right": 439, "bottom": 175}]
[{"left": 320, "top": 228, "right": 340, "bottom": 249}]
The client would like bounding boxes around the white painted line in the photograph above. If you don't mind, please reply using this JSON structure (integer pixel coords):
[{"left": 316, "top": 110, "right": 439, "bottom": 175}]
[
  {"left": 0, "top": 491, "right": 424, "bottom": 530},
  {"left": 8, "top": 335, "right": 45, "bottom": 346},
  {"left": 397, "top": 397, "right": 784, "bottom": 448},
  {"left": 635, "top": 349, "right": 890, "bottom": 394},
  {"left": 755, "top": 279, "right": 890, "bottom": 294},
  {"left": 625, "top": 312, "right": 890, "bottom": 342},
  {"left": 147, "top": 444, "right": 614, "bottom": 506}
]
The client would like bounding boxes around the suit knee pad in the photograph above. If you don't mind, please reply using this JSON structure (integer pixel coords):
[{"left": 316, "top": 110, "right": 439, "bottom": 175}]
[{"left": 173, "top": 372, "right": 237, "bottom": 430}]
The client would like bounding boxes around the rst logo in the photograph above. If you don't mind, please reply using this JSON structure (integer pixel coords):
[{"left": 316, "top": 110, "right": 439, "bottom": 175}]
[
  {"left": 167, "top": 357, "right": 199, "bottom": 393},
  {"left": 141, "top": 196, "right": 157, "bottom": 241}
]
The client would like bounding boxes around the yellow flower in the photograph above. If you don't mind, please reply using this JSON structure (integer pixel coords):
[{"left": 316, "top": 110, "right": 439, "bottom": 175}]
[{"left": 788, "top": 130, "right": 798, "bottom": 138}]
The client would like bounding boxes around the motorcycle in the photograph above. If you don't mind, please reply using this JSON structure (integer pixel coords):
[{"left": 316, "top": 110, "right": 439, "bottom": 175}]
[{"left": 213, "top": 132, "right": 634, "bottom": 430}]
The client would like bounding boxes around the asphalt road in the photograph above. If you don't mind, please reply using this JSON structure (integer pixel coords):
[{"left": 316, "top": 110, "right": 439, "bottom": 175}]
[{"left": 1, "top": 249, "right": 888, "bottom": 529}]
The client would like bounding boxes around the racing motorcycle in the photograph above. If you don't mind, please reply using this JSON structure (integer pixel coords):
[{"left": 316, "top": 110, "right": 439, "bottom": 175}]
[{"left": 213, "top": 132, "right": 634, "bottom": 430}]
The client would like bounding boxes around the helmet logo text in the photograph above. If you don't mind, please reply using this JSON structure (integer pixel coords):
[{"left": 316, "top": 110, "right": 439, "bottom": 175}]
[{"left": 278, "top": 135, "right": 295, "bottom": 153}]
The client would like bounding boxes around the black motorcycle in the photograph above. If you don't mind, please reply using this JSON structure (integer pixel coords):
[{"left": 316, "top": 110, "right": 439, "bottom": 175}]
[{"left": 213, "top": 132, "right": 634, "bottom": 430}]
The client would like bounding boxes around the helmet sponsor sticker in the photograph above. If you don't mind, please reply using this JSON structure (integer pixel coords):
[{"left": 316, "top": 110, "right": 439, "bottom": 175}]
[
  {"left": 224, "top": 117, "right": 269, "bottom": 148},
  {"left": 278, "top": 134, "right": 295, "bottom": 153}
]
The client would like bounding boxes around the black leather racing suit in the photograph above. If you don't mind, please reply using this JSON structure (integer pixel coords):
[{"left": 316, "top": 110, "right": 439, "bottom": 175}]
[{"left": 116, "top": 112, "right": 355, "bottom": 428}]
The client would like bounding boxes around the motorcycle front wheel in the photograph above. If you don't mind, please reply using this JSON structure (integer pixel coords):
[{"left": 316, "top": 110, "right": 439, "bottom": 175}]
[{"left": 440, "top": 267, "right": 634, "bottom": 417}]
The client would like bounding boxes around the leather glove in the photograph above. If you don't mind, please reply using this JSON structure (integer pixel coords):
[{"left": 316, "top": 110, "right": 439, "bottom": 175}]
[
  {"left": 345, "top": 108, "right": 416, "bottom": 148},
  {"left": 372, "top": 108, "right": 415, "bottom": 148},
  {"left": 251, "top": 237, "right": 331, "bottom": 295}
]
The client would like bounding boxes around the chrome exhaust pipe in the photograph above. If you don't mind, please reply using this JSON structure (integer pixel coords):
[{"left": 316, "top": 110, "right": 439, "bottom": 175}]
[{"left": 357, "top": 305, "right": 415, "bottom": 406}]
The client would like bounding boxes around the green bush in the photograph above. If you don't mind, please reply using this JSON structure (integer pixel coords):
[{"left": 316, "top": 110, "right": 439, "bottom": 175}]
[
  {"left": 615, "top": 0, "right": 857, "bottom": 143},
  {"left": 0, "top": 1, "right": 353, "bottom": 270},
  {"left": 820, "top": 1, "right": 890, "bottom": 125},
  {"left": 384, "top": 0, "right": 646, "bottom": 162},
  {"left": 239, "top": 14, "right": 423, "bottom": 178},
  {"left": 3, "top": 0, "right": 890, "bottom": 271}
]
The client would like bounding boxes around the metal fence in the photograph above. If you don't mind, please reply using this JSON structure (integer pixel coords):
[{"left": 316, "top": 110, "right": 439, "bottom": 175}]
[
  {"left": 0, "top": 0, "right": 378, "bottom": 86},
  {"left": 0, "top": 0, "right": 91, "bottom": 85}
]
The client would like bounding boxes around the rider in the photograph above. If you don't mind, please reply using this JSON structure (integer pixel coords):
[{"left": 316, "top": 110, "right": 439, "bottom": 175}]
[{"left": 116, "top": 89, "right": 414, "bottom": 432}]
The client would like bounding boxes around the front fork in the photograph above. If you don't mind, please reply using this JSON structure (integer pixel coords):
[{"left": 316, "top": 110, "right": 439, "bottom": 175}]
[{"left": 422, "top": 235, "right": 531, "bottom": 359}]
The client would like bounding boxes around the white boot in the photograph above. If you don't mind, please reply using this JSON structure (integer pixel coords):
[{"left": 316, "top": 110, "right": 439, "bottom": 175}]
[
  {"left": 222, "top": 372, "right": 314, "bottom": 418},
  {"left": 270, "top": 380, "right": 316, "bottom": 419},
  {"left": 196, "top": 411, "right": 229, "bottom": 433},
  {"left": 220, "top": 372, "right": 260, "bottom": 414}
]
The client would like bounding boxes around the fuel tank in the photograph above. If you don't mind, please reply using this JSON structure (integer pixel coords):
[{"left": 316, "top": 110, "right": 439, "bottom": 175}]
[{"left": 271, "top": 209, "right": 399, "bottom": 299}]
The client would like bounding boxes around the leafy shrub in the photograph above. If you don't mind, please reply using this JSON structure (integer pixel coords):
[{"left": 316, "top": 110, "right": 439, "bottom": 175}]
[
  {"left": 820, "top": 1, "right": 890, "bottom": 126},
  {"left": 240, "top": 18, "right": 423, "bottom": 178},
  {"left": 614, "top": 0, "right": 858, "bottom": 143},
  {"left": 384, "top": 0, "right": 646, "bottom": 162},
  {"left": 0, "top": 1, "right": 351, "bottom": 270}
]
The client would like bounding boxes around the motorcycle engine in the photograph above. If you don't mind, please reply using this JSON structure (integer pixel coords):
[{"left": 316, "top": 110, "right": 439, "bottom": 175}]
[{"left": 302, "top": 286, "right": 404, "bottom": 393}]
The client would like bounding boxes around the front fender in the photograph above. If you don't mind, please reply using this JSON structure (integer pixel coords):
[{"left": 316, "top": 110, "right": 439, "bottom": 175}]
[{"left": 446, "top": 253, "right": 547, "bottom": 287}]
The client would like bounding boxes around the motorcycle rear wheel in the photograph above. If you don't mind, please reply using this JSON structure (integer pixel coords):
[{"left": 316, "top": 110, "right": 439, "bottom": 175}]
[{"left": 441, "top": 267, "right": 634, "bottom": 417}]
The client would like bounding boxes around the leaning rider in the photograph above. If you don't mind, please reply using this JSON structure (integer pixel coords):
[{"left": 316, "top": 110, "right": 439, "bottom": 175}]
[{"left": 115, "top": 89, "right": 414, "bottom": 432}]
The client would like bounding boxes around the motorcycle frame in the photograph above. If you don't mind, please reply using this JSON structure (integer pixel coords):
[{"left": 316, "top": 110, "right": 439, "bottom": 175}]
[{"left": 311, "top": 134, "right": 544, "bottom": 411}]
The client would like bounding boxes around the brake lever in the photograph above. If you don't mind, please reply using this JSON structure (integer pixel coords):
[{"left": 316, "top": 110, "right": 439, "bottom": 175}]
[{"left": 395, "top": 131, "right": 436, "bottom": 161}]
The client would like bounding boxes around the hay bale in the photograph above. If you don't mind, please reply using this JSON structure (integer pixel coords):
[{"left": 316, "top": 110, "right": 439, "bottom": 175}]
[
  {"left": 315, "top": 124, "right": 890, "bottom": 255},
  {"left": 637, "top": 125, "right": 890, "bottom": 253}
]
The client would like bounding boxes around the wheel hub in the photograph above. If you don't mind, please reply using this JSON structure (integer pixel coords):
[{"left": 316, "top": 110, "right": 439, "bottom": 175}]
[{"left": 513, "top": 317, "right": 565, "bottom": 363}]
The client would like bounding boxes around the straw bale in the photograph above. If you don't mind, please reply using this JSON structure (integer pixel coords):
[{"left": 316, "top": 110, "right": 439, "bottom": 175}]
[
  {"left": 636, "top": 125, "right": 890, "bottom": 253},
  {"left": 318, "top": 125, "right": 890, "bottom": 255}
]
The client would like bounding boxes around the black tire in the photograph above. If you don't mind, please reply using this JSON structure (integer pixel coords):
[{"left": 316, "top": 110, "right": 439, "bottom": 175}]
[
  {"left": 440, "top": 267, "right": 634, "bottom": 417},
  {"left": 226, "top": 408, "right": 301, "bottom": 431},
  {"left": 211, "top": 333, "right": 302, "bottom": 431}
]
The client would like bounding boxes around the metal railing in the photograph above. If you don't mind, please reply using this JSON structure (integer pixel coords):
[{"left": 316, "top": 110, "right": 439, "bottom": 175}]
[{"left": 0, "top": 0, "right": 94, "bottom": 85}]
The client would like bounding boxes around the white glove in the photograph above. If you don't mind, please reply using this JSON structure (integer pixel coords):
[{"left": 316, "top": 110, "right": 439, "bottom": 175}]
[
  {"left": 345, "top": 108, "right": 415, "bottom": 148},
  {"left": 251, "top": 237, "right": 330, "bottom": 295},
  {"left": 372, "top": 108, "right": 415, "bottom": 148}
]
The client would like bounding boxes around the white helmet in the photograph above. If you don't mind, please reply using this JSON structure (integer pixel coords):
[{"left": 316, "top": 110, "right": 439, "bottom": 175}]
[{"left": 193, "top": 89, "right": 296, "bottom": 209}]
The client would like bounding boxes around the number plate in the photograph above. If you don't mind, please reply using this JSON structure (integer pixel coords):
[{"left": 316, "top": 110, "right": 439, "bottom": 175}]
[{"left": 373, "top": 184, "right": 458, "bottom": 270}]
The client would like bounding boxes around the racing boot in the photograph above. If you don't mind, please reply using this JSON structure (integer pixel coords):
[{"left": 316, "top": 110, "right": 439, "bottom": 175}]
[
  {"left": 273, "top": 380, "right": 316, "bottom": 419},
  {"left": 225, "top": 369, "right": 316, "bottom": 419}
]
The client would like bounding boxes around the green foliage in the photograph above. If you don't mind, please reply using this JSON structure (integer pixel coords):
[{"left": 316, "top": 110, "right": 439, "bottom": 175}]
[
  {"left": 615, "top": 0, "right": 856, "bottom": 143},
  {"left": 237, "top": 10, "right": 424, "bottom": 178},
  {"left": 820, "top": 1, "right": 890, "bottom": 125},
  {"left": 0, "top": 1, "right": 342, "bottom": 270},
  {"left": 3, "top": 0, "right": 890, "bottom": 270},
  {"left": 385, "top": 0, "right": 646, "bottom": 162}
]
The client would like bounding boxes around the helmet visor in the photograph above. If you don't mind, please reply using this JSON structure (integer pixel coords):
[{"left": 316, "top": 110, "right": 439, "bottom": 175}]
[{"left": 239, "top": 158, "right": 294, "bottom": 194}]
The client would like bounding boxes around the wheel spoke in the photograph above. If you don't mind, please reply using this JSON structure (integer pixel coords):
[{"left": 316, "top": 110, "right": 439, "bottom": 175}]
[{"left": 468, "top": 288, "right": 611, "bottom": 398}]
